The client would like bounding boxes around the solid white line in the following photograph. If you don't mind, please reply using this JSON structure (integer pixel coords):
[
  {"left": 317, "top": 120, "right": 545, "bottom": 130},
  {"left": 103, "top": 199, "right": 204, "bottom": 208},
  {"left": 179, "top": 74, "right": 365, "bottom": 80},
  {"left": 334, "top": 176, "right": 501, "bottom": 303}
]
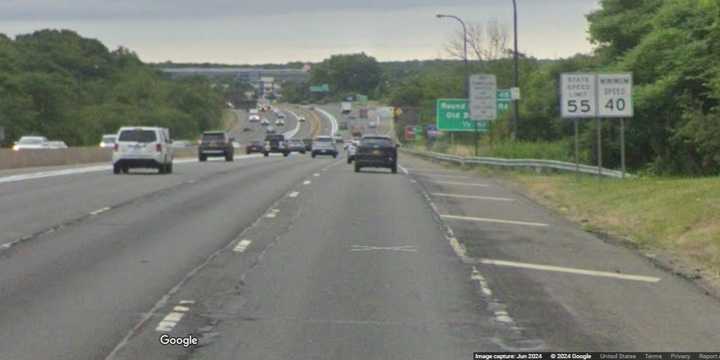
[
  {"left": 441, "top": 214, "right": 548, "bottom": 227},
  {"left": 479, "top": 258, "right": 661, "bottom": 283},
  {"left": 422, "top": 174, "right": 472, "bottom": 179},
  {"left": 429, "top": 181, "right": 489, "bottom": 187},
  {"left": 314, "top": 108, "right": 339, "bottom": 136},
  {"left": 288, "top": 191, "right": 300, "bottom": 198},
  {"left": 283, "top": 109, "right": 303, "bottom": 139},
  {"left": 431, "top": 193, "right": 515, "bottom": 202},
  {"left": 90, "top": 207, "right": 111, "bottom": 216},
  {"left": 233, "top": 239, "right": 252, "bottom": 253}
]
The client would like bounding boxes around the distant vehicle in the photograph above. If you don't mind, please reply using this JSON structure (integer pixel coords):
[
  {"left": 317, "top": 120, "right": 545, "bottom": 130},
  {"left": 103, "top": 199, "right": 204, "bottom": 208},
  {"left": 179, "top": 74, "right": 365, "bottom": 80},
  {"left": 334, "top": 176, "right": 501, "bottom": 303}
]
[
  {"left": 112, "top": 127, "right": 173, "bottom": 174},
  {"left": 345, "top": 139, "right": 359, "bottom": 164},
  {"left": 349, "top": 115, "right": 357, "bottom": 120},
  {"left": 171, "top": 140, "right": 194, "bottom": 149},
  {"left": 302, "top": 138, "right": 313, "bottom": 151},
  {"left": 311, "top": 136, "right": 338, "bottom": 158},
  {"left": 368, "top": 122, "right": 377, "bottom": 129},
  {"left": 354, "top": 135, "right": 398, "bottom": 174},
  {"left": 99, "top": 134, "right": 117, "bottom": 148},
  {"left": 264, "top": 134, "right": 288, "bottom": 157},
  {"left": 260, "top": 118, "right": 270, "bottom": 125},
  {"left": 246, "top": 140, "right": 264, "bottom": 154},
  {"left": 242, "top": 127, "right": 252, "bottom": 132},
  {"left": 276, "top": 112, "right": 286, "bottom": 119},
  {"left": 298, "top": 116, "right": 306, "bottom": 122},
  {"left": 48, "top": 141, "right": 68, "bottom": 149},
  {"left": 334, "top": 136, "right": 344, "bottom": 144},
  {"left": 13, "top": 136, "right": 50, "bottom": 151},
  {"left": 266, "top": 126, "right": 276, "bottom": 134},
  {"left": 275, "top": 119, "right": 285, "bottom": 127},
  {"left": 286, "top": 139, "right": 306, "bottom": 154},
  {"left": 198, "top": 131, "right": 234, "bottom": 162},
  {"left": 248, "top": 114, "right": 260, "bottom": 122},
  {"left": 351, "top": 126, "right": 363, "bottom": 138},
  {"left": 359, "top": 108, "right": 369, "bottom": 119},
  {"left": 341, "top": 102, "right": 352, "bottom": 114}
]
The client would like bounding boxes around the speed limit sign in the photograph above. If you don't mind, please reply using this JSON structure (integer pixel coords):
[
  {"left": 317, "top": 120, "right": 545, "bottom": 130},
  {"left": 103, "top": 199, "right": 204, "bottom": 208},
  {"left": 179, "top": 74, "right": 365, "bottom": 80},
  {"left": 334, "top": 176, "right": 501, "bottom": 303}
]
[{"left": 561, "top": 73, "right": 597, "bottom": 118}]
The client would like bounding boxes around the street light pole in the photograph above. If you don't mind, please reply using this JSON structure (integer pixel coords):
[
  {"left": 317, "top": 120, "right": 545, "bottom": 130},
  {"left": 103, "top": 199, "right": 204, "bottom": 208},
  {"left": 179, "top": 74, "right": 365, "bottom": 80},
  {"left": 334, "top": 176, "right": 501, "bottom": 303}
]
[
  {"left": 511, "top": 0, "right": 519, "bottom": 141},
  {"left": 437, "top": 14, "right": 470, "bottom": 152}
]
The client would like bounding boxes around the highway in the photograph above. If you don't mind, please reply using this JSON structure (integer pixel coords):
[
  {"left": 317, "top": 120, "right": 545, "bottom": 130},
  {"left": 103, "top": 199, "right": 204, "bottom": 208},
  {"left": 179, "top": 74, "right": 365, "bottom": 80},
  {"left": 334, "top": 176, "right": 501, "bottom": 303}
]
[{"left": 0, "top": 105, "right": 719, "bottom": 360}]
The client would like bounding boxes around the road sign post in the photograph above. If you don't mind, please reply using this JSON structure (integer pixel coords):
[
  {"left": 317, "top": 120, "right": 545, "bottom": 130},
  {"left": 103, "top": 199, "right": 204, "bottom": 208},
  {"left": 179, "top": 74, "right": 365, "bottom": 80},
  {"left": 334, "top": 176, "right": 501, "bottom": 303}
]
[
  {"left": 469, "top": 74, "right": 497, "bottom": 156},
  {"left": 597, "top": 73, "right": 633, "bottom": 179}
]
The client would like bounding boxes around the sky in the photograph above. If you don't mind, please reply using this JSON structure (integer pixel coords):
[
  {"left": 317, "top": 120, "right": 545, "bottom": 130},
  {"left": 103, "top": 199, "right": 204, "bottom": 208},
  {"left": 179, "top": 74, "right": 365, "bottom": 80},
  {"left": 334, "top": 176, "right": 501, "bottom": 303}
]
[{"left": 1, "top": 0, "right": 601, "bottom": 64}]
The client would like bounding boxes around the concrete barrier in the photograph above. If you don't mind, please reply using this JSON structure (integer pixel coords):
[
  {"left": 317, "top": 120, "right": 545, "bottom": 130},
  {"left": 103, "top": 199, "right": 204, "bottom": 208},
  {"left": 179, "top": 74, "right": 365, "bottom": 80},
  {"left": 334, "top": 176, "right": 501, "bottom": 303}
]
[{"left": 0, "top": 147, "right": 198, "bottom": 170}]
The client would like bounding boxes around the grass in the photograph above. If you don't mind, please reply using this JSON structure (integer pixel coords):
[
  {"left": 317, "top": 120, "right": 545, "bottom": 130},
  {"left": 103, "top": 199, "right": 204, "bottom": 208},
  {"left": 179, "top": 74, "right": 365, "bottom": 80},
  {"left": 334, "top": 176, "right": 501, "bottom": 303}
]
[
  {"left": 410, "top": 139, "right": 583, "bottom": 162},
  {"left": 221, "top": 110, "right": 239, "bottom": 130},
  {"left": 505, "top": 171, "right": 720, "bottom": 278}
]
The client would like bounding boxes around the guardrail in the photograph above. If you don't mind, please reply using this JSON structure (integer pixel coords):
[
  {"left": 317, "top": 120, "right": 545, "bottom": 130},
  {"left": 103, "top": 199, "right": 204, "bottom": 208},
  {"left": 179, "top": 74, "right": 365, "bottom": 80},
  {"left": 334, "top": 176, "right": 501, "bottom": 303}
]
[{"left": 400, "top": 148, "right": 629, "bottom": 178}]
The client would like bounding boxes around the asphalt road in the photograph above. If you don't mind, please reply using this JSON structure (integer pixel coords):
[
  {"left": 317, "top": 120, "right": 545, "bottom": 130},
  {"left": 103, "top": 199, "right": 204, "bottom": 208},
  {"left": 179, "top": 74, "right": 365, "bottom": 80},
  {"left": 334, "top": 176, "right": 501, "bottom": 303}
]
[{"left": 1, "top": 106, "right": 719, "bottom": 360}]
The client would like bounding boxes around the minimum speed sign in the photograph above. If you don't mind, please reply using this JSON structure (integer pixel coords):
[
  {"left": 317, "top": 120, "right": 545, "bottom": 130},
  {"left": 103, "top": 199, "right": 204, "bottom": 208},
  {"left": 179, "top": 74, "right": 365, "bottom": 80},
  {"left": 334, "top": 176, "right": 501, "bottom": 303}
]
[
  {"left": 560, "top": 73, "right": 596, "bottom": 118},
  {"left": 598, "top": 73, "right": 633, "bottom": 117}
]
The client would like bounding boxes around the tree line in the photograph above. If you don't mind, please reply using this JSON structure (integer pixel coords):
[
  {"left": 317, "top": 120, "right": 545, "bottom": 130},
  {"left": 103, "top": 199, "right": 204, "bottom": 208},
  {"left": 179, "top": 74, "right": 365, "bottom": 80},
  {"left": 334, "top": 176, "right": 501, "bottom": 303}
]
[
  {"left": 283, "top": 0, "right": 720, "bottom": 175},
  {"left": 0, "top": 30, "right": 225, "bottom": 146}
]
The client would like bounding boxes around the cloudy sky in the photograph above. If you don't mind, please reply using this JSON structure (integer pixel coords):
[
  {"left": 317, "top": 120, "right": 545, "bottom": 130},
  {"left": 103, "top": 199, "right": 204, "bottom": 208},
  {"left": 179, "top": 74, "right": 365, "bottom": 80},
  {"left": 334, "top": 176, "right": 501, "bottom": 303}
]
[{"left": 1, "top": 0, "right": 600, "bottom": 64}]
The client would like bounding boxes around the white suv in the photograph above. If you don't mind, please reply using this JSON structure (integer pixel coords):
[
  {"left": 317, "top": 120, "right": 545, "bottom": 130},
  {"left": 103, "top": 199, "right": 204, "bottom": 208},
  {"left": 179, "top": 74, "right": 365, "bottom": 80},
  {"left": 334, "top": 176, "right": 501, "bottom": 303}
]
[{"left": 112, "top": 127, "right": 174, "bottom": 174}]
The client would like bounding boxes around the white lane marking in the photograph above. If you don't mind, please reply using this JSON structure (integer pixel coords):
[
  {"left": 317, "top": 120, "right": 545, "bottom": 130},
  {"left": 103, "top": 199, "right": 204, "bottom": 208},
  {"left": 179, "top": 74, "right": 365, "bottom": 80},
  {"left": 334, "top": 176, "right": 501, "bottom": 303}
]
[
  {"left": 314, "top": 108, "right": 339, "bottom": 136},
  {"left": 471, "top": 266, "right": 493, "bottom": 297},
  {"left": 441, "top": 214, "right": 548, "bottom": 227},
  {"left": 288, "top": 191, "right": 300, "bottom": 198},
  {"left": 283, "top": 109, "right": 303, "bottom": 139},
  {"left": 429, "top": 181, "right": 489, "bottom": 187},
  {"left": 403, "top": 168, "right": 460, "bottom": 174},
  {"left": 303, "top": 180, "right": 311, "bottom": 185},
  {"left": 313, "top": 173, "right": 320, "bottom": 177},
  {"left": 173, "top": 306, "right": 190, "bottom": 312},
  {"left": 351, "top": 245, "right": 417, "bottom": 252},
  {"left": 265, "top": 209, "right": 279, "bottom": 218},
  {"left": 233, "top": 239, "right": 252, "bottom": 253},
  {"left": 431, "top": 193, "right": 515, "bottom": 202},
  {"left": 423, "top": 174, "right": 472, "bottom": 179},
  {"left": 0, "top": 154, "right": 265, "bottom": 185},
  {"left": 179, "top": 300, "right": 195, "bottom": 305},
  {"left": 479, "top": 258, "right": 661, "bottom": 283},
  {"left": 398, "top": 165, "right": 409, "bottom": 175},
  {"left": 155, "top": 311, "right": 185, "bottom": 332},
  {"left": 89, "top": 206, "right": 111, "bottom": 216}
]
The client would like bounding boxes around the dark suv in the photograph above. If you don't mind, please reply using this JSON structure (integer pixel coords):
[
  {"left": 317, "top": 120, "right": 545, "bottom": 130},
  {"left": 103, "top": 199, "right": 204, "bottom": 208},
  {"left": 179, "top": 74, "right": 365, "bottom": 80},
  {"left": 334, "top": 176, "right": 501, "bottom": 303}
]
[
  {"left": 199, "top": 131, "right": 234, "bottom": 162},
  {"left": 264, "top": 134, "right": 289, "bottom": 157},
  {"left": 354, "top": 136, "right": 398, "bottom": 173}
]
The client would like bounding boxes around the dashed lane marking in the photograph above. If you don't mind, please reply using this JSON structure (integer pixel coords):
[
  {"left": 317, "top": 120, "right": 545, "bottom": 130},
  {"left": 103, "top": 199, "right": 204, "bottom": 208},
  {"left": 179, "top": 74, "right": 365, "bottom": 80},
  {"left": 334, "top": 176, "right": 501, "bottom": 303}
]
[
  {"left": 479, "top": 258, "right": 661, "bottom": 283},
  {"left": 233, "top": 239, "right": 252, "bottom": 253},
  {"left": 351, "top": 245, "right": 417, "bottom": 252},
  {"left": 431, "top": 193, "right": 515, "bottom": 202},
  {"left": 313, "top": 173, "right": 320, "bottom": 177},
  {"left": 288, "top": 191, "right": 300, "bottom": 198},
  {"left": 265, "top": 209, "right": 280, "bottom": 218},
  {"left": 154, "top": 301, "right": 193, "bottom": 332},
  {"left": 303, "top": 180, "right": 311, "bottom": 185},
  {"left": 90, "top": 206, "right": 111, "bottom": 216},
  {"left": 441, "top": 214, "right": 548, "bottom": 227}
]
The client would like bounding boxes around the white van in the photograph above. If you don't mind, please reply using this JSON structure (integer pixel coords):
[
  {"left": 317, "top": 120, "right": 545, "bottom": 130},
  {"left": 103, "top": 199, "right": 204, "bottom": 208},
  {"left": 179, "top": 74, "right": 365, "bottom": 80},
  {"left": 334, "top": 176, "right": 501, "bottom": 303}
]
[{"left": 112, "top": 127, "right": 174, "bottom": 174}]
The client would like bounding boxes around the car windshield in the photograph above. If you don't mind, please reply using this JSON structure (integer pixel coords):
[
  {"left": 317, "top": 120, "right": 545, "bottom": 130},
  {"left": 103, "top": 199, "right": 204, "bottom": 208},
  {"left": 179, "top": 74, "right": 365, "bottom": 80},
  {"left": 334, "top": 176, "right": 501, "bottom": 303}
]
[
  {"left": 19, "top": 138, "right": 44, "bottom": 144},
  {"left": 202, "top": 133, "right": 225, "bottom": 141},
  {"left": 361, "top": 138, "right": 393, "bottom": 147},
  {"left": 118, "top": 130, "right": 156, "bottom": 142}
]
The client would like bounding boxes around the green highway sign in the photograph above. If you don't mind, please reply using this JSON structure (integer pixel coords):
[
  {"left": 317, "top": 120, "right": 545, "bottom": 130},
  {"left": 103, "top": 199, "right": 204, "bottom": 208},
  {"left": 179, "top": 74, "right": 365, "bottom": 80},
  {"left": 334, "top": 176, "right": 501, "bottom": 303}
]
[
  {"left": 497, "top": 89, "right": 512, "bottom": 114},
  {"left": 309, "top": 84, "right": 330, "bottom": 93},
  {"left": 436, "top": 99, "right": 489, "bottom": 132}
]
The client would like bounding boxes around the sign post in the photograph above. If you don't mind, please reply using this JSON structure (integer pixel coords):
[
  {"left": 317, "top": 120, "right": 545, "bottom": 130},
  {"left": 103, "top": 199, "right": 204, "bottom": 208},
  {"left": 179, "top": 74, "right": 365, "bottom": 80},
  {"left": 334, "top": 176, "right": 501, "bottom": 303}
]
[
  {"left": 597, "top": 73, "right": 633, "bottom": 179},
  {"left": 469, "top": 74, "right": 497, "bottom": 156},
  {"left": 561, "top": 73, "right": 597, "bottom": 178}
]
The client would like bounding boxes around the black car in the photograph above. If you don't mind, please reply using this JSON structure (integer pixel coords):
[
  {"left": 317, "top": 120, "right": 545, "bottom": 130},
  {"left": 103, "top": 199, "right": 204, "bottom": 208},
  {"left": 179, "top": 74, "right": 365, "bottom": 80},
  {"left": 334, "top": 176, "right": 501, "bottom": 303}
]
[
  {"left": 246, "top": 140, "right": 264, "bottom": 154},
  {"left": 354, "top": 136, "right": 398, "bottom": 173},
  {"left": 199, "top": 131, "right": 234, "bottom": 162},
  {"left": 264, "top": 134, "right": 289, "bottom": 157}
]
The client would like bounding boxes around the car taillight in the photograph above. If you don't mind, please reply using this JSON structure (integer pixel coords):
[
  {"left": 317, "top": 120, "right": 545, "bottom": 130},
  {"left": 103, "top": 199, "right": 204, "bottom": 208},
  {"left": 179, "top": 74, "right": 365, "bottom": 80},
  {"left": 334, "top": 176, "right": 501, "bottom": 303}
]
[
  {"left": 113, "top": 143, "right": 119, "bottom": 151},
  {"left": 156, "top": 143, "right": 162, "bottom": 152}
]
